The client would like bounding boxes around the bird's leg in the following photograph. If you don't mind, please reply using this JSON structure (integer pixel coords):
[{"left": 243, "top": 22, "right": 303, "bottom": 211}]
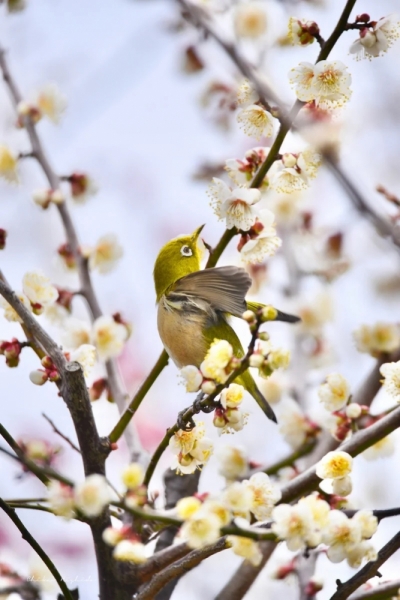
[
  {"left": 192, "top": 392, "right": 206, "bottom": 413},
  {"left": 177, "top": 410, "right": 195, "bottom": 431}
]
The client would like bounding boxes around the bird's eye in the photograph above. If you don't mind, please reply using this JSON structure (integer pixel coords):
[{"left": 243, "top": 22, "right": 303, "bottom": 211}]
[{"left": 180, "top": 245, "right": 193, "bottom": 257}]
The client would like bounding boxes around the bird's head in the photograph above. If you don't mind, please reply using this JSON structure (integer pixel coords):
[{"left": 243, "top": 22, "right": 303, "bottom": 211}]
[{"left": 153, "top": 225, "right": 205, "bottom": 302}]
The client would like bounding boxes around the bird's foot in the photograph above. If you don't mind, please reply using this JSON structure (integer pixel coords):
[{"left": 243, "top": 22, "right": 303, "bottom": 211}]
[{"left": 177, "top": 409, "right": 195, "bottom": 431}]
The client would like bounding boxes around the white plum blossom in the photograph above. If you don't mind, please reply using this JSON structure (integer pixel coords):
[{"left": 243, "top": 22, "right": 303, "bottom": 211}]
[
  {"left": 352, "top": 510, "right": 378, "bottom": 540},
  {"left": 278, "top": 398, "right": 312, "bottom": 449},
  {"left": 0, "top": 145, "right": 19, "bottom": 183},
  {"left": 102, "top": 527, "right": 123, "bottom": 547},
  {"left": 180, "top": 511, "right": 221, "bottom": 549},
  {"left": 180, "top": 365, "right": 203, "bottom": 393},
  {"left": 237, "top": 105, "right": 275, "bottom": 140},
  {"left": 0, "top": 292, "right": 32, "bottom": 323},
  {"left": 74, "top": 474, "right": 111, "bottom": 517},
  {"left": 35, "top": 83, "right": 67, "bottom": 123},
  {"left": 89, "top": 234, "right": 124, "bottom": 274},
  {"left": 113, "top": 540, "right": 147, "bottom": 563},
  {"left": 217, "top": 445, "right": 248, "bottom": 481},
  {"left": 62, "top": 318, "right": 91, "bottom": 350},
  {"left": 47, "top": 480, "right": 75, "bottom": 519},
  {"left": 22, "top": 271, "right": 58, "bottom": 311},
  {"left": 169, "top": 421, "right": 213, "bottom": 475},
  {"left": 240, "top": 209, "right": 282, "bottom": 264},
  {"left": 70, "top": 344, "right": 96, "bottom": 378},
  {"left": 346, "top": 541, "right": 377, "bottom": 568},
  {"left": 220, "top": 383, "right": 245, "bottom": 409},
  {"left": 32, "top": 188, "right": 65, "bottom": 208},
  {"left": 272, "top": 502, "right": 321, "bottom": 551},
  {"left": 318, "top": 373, "right": 350, "bottom": 412},
  {"left": 298, "top": 291, "right": 334, "bottom": 335},
  {"left": 268, "top": 150, "right": 320, "bottom": 194},
  {"left": 322, "top": 510, "right": 363, "bottom": 564},
  {"left": 316, "top": 451, "right": 353, "bottom": 496},
  {"left": 221, "top": 481, "right": 253, "bottom": 519},
  {"left": 380, "top": 360, "right": 400, "bottom": 402},
  {"left": 362, "top": 436, "right": 396, "bottom": 461},
  {"left": 237, "top": 80, "right": 259, "bottom": 108},
  {"left": 208, "top": 178, "right": 261, "bottom": 231},
  {"left": 228, "top": 536, "right": 262, "bottom": 566},
  {"left": 316, "top": 451, "right": 352, "bottom": 480},
  {"left": 92, "top": 315, "right": 128, "bottom": 361},
  {"left": 200, "top": 339, "right": 233, "bottom": 383},
  {"left": 354, "top": 322, "right": 400, "bottom": 355},
  {"left": 214, "top": 406, "right": 249, "bottom": 435},
  {"left": 243, "top": 472, "right": 281, "bottom": 521},
  {"left": 121, "top": 463, "right": 144, "bottom": 489},
  {"left": 176, "top": 496, "right": 202, "bottom": 520},
  {"left": 225, "top": 147, "right": 269, "bottom": 186},
  {"left": 350, "top": 15, "right": 400, "bottom": 60},
  {"left": 289, "top": 60, "right": 352, "bottom": 108},
  {"left": 234, "top": 2, "right": 268, "bottom": 39}
]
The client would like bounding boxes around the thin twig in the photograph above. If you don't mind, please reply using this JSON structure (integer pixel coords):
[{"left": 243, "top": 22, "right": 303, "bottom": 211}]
[
  {"left": 0, "top": 45, "right": 131, "bottom": 428},
  {"left": 330, "top": 532, "right": 400, "bottom": 600},
  {"left": 0, "top": 498, "right": 75, "bottom": 600},
  {"left": 42, "top": 413, "right": 81, "bottom": 453},
  {"left": 108, "top": 350, "right": 169, "bottom": 444}
]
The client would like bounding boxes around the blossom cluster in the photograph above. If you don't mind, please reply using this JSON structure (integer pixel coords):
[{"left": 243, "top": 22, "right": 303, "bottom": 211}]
[
  {"left": 178, "top": 471, "right": 281, "bottom": 565},
  {"left": 272, "top": 493, "right": 377, "bottom": 568},
  {"left": 169, "top": 421, "right": 214, "bottom": 475}
]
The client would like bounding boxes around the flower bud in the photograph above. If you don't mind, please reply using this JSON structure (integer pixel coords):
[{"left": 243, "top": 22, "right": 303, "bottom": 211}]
[
  {"left": 89, "top": 378, "right": 108, "bottom": 401},
  {"left": 356, "top": 13, "right": 370, "bottom": 23},
  {"left": 261, "top": 305, "right": 278, "bottom": 322},
  {"left": 102, "top": 527, "right": 123, "bottom": 547},
  {"left": 242, "top": 310, "right": 256, "bottom": 323},
  {"left": 282, "top": 153, "right": 297, "bottom": 168},
  {"left": 249, "top": 353, "right": 264, "bottom": 368},
  {"left": 213, "top": 411, "right": 227, "bottom": 428},
  {"left": 201, "top": 380, "right": 216, "bottom": 395},
  {"left": 345, "top": 403, "right": 362, "bottom": 419},
  {"left": 29, "top": 370, "right": 48, "bottom": 385},
  {"left": 41, "top": 355, "right": 54, "bottom": 370}
]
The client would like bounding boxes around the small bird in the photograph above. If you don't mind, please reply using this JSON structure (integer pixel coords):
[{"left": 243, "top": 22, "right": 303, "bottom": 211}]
[{"left": 153, "top": 225, "right": 299, "bottom": 423}]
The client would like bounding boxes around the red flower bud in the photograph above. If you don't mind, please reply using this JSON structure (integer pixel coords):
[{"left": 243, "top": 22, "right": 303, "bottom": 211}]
[
  {"left": 356, "top": 13, "right": 370, "bottom": 23},
  {"left": 89, "top": 378, "right": 108, "bottom": 401}
]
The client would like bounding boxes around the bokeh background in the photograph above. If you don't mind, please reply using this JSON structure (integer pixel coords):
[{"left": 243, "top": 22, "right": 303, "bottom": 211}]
[{"left": 1, "top": 0, "right": 400, "bottom": 598}]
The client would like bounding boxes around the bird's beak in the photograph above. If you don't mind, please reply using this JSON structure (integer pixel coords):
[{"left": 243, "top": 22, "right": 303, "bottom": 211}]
[{"left": 191, "top": 224, "right": 205, "bottom": 240}]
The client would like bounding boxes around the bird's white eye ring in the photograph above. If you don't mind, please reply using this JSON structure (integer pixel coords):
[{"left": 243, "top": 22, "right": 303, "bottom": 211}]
[{"left": 180, "top": 245, "right": 193, "bottom": 257}]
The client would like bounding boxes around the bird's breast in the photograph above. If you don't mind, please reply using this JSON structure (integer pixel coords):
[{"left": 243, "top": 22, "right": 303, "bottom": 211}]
[{"left": 157, "top": 297, "right": 208, "bottom": 368}]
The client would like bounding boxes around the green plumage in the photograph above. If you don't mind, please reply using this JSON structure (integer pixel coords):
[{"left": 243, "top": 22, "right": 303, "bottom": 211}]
[{"left": 154, "top": 226, "right": 299, "bottom": 425}]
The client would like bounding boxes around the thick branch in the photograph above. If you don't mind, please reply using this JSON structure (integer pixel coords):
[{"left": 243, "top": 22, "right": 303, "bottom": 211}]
[
  {"left": 136, "top": 537, "right": 228, "bottom": 600},
  {"left": 215, "top": 541, "right": 275, "bottom": 600},
  {"left": 280, "top": 405, "right": 400, "bottom": 504},
  {"left": 330, "top": 532, "right": 400, "bottom": 600}
]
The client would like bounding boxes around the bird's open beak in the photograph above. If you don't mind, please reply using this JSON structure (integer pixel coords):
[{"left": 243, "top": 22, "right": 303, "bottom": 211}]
[{"left": 191, "top": 224, "right": 205, "bottom": 240}]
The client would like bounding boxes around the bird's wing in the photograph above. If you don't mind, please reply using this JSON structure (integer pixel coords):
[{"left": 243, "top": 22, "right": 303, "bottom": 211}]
[{"left": 172, "top": 266, "right": 252, "bottom": 317}]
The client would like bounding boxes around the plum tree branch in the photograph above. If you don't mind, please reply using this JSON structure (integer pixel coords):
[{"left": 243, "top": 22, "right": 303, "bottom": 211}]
[
  {"left": 0, "top": 498, "right": 75, "bottom": 600},
  {"left": 0, "top": 45, "right": 132, "bottom": 427},
  {"left": 330, "top": 531, "right": 400, "bottom": 600},
  {"left": 136, "top": 537, "right": 228, "bottom": 600}
]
